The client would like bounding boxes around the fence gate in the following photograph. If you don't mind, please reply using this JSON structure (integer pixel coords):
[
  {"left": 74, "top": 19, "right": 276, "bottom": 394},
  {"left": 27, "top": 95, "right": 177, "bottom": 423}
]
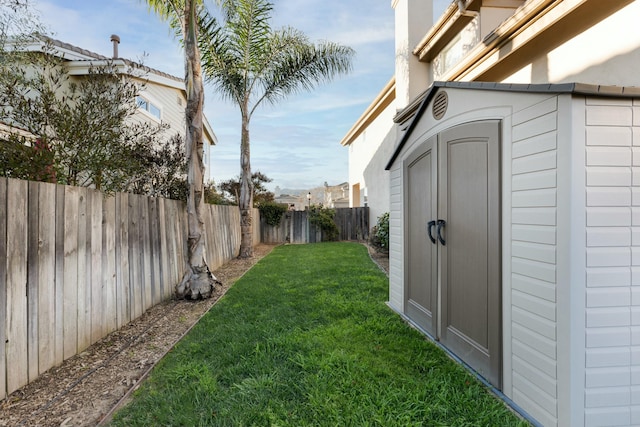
[{"left": 260, "top": 207, "right": 369, "bottom": 244}]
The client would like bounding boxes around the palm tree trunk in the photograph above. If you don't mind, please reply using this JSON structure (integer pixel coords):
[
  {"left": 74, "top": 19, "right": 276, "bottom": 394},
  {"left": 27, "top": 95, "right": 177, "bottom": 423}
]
[
  {"left": 238, "top": 113, "right": 253, "bottom": 258},
  {"left": 175, "top": 0, "right": 218, "bottom": 299}
]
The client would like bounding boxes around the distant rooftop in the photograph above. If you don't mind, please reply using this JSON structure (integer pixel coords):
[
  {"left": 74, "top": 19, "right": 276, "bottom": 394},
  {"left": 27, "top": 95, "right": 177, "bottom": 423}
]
[{"left": 40, "top": 36, "right": 184, "bottom": 84}]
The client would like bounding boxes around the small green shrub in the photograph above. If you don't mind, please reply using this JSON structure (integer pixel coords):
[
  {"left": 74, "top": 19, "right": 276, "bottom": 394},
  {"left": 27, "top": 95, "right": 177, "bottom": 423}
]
[
  {"left": 370, "top": 212, "right": 389, "bottom": 252},
  {"left": 258, "top": 202, "right": 288, "bottom": 226},
  {"left": 309, "top": 205, "right": 339, "bottom": 241}
]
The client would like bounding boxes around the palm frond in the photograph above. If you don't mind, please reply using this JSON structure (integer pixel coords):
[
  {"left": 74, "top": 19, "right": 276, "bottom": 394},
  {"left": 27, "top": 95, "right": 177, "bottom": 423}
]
[
  {"left": 252, "top": 28, "right": 354, "bottom": 113},
  {"left": 198, "top": 0, "right": 354, "bottom": 119}
]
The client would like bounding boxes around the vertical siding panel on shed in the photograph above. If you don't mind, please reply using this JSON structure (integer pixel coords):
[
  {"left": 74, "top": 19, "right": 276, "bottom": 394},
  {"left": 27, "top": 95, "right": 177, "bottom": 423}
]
[
  {"left": 388, "top": 166, "right": 403, "bottom": 311},
  {"left": 510, "top": 96, "right": 559, "bottom": 426},
  {"left": 0, "top": 178, "right": 7, "bottom": 399},
  {"left": 5, "top": 179, "right": 28, "bottom": 394},
  {"left": 583, "top": 96, "right": 637, "bottom": 425},
  {"left": 37, "top": 182, "right": 56, "bottom": 375}
]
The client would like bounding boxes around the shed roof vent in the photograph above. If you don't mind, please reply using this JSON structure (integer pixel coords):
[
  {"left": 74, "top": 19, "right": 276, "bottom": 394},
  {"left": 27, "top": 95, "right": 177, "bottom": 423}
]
[{"left": 432, "top": 91, "right": 448, "bottom": 120}]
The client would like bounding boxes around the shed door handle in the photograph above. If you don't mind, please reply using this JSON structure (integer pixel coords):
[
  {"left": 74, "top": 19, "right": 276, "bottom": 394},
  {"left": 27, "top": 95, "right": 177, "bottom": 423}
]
[
  {"left": 427, "top": 220, "right": 436, "bottom": 244},
  {"left": 436, "top": 219, "right": 446, "bottom": 246}
]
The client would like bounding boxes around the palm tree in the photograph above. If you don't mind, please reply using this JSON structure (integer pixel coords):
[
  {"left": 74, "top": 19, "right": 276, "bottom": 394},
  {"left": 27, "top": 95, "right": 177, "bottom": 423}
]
[
  {"left": 199, "top": 0, "right": 354, "bottom": 258},
  {"left": 144, "top": 0, "right": 218, "bottom": 299}
]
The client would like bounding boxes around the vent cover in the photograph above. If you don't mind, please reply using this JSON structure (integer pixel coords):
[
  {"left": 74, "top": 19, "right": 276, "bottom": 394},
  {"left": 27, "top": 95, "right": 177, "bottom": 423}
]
[{"left": 432, "top": 91, "right": 448, "bottom": 120}]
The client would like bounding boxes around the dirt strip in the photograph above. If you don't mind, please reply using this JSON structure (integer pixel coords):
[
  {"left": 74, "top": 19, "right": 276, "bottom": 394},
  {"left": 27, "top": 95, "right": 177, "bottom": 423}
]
[
  {"left": 0, "top": 243, "right": 387, "bottom": 427},
  {"left": 0, "top": 244, "right": 277, "bottom": 427}
]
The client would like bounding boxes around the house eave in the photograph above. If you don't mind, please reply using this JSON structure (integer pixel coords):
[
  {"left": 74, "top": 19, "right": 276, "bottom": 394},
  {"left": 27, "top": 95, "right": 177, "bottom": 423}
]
[
  {"left": 413, "top": 0, "right": 480, "bottom": 62},
  {"left": 203, "top": 116, "right": 217, "bottom": 146},
  {"left": 424, "top": 0, "right": 634, "bottom": 82},
  {"left": 339, "top": 77, "right": 396, "bottom": 147}
]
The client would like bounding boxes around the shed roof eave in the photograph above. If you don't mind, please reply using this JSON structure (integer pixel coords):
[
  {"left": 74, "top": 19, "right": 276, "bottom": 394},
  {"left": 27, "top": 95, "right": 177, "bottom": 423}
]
[
  {"left": 385, "top": 81, "right": 640, "bottom": 170},
  {"left": 203, "top": 116, "right": 217, "bottom": 146}
]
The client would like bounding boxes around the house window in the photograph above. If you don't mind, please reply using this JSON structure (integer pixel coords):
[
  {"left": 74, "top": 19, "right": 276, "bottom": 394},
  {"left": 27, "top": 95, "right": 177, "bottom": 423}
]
[
  {"left": 433, "top": 17, "right": 480, "bottom": 80},
  {"left": 136, "top": 96, "right": 162, "bottom": 120}
]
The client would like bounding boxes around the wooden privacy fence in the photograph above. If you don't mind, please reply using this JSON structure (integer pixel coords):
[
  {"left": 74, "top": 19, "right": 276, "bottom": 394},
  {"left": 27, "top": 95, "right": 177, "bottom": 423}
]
[
  {"left": 0, "top": 177, "right": 259, "bottom": 399},
  {"left": 260, "top": 207, "right": 369, "bottom": 244}
]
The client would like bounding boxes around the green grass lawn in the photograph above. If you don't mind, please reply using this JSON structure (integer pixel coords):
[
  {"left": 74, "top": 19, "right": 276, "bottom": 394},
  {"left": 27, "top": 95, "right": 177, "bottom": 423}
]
[{"left": 110, "top": 242, "right": 528, "bottom": 427}]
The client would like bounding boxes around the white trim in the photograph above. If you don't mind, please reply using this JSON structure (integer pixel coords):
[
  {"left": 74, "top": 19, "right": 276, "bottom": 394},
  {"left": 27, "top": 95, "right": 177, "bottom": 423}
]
[
  {"left": 555, "top": 93, "right": 587, "bottom": 426},
  {"left": 501, "top": 110, "right": 514, "bottom": 399},
  {"left": 66, "top": 61, "right": 186, "bottom": 91}
]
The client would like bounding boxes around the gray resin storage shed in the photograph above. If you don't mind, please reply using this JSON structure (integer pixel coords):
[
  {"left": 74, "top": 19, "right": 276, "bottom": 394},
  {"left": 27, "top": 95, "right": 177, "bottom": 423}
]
[{"left": 385, "top": 81, "right": 640, "bottom": 427}]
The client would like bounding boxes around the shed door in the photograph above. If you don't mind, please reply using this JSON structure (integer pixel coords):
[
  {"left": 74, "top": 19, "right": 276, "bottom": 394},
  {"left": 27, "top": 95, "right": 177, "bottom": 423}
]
[
  {"left": 438, "top": 121, "right": 501, "bottom": 388},
  {"left": 405, "top": 136, "right": 438, "bottom": 337}
]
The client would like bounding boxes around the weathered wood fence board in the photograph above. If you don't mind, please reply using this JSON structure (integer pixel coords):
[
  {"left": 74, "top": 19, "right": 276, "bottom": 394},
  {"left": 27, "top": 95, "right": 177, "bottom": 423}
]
[
  {"left": 54, "top": 185, "right": 64, "bottom": 367},
  {"left": 260, "top": 207, "right": 369, "bottom": 244},
  {"left": 115, "top": 193, "right": 130, "bottom": 327},
  {"left": 0, "top": 177, "right": 260, "bottom": 399},
  {"left": 335, "top": 207, "right": 370, "bottom": 241},
  {"left": 62, "top": 186, "right": 79, "bottom": 361},
  {"left": 6, "top": 179, "right": 28, "bottom": 395},
  {"left": 0, "top": 178, "right": 6, "bottom": 401},
  {"left": 37, "top": 182, "right": 56, "bottom": 376},
  {"left": 27, "top": 181, "right": 39, "bottom": 383}
]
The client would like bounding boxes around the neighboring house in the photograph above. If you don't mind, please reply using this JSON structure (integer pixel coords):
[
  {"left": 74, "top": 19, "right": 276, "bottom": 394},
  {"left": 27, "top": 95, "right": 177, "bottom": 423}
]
[
  {"left": 275, "top": 184, "right": 350, "bottom": 211},
  {"left": 274, "top": 193, "right": 302, "bottom": 211},
  {"left": 323, "top": 182, "right": 350, "bottom": 208},
  {"left": 18, "top": 35, "right": 218, "bottom": 182},
  {"left": 344, "top": 1, "right": 640, "bottom": 426}
]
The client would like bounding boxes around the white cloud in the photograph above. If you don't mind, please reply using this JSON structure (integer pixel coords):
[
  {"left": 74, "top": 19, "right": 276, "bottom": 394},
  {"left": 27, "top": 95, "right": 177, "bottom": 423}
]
[{"left": 33, "top": 0, "right": 394, "bottom": 192}]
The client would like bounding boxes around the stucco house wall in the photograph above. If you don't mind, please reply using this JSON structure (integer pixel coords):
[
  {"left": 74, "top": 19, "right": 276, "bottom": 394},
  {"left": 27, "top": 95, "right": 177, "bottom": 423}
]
[
  {"left": 346, "top": 98, "right": 395, "bottom": 222},
  {"left": 423, "top": 1, "right": 638, "bottom": 87},
  {"left": 341, "top": 79, "right": 396, "bottom": 227}
]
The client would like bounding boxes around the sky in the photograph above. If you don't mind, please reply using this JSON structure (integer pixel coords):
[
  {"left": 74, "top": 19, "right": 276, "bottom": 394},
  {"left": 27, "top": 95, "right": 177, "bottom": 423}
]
[
  {"left": 29, "top": 0, "right": 398, "bottom": 193},
  {"left": 27, "top": 0, "right": 450, "bottom": 191}
]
